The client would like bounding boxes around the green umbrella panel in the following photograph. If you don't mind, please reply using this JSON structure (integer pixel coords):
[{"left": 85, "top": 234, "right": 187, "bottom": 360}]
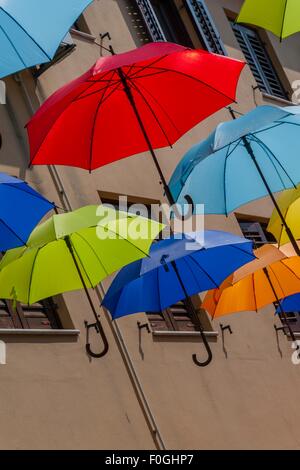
[
  {"left": 0, "top": 205, "right": 164, "bottom": 304},
  {"left": 0, "top": 205, "right": 164, "bottom": 358},
  {"left": 237, "top": 0, "right": 300, "bottom": 41}
]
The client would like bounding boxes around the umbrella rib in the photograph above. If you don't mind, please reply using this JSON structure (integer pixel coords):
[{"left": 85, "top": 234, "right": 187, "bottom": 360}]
[
  {"left": 3, "top": 182, "right": 53, "bottom": 205},
  {"left": 127, "top": 76, "right": 182, "bottom": 140},
  {"left": 29, "top": 70, "right": 116, "bottom": 165},
  {"left": 130, "top": 70, "right": 168, "bottom": 80},
  {"left": 96, "top": 221, "right": 150, "bottom": 258},
  {"left": 221, "top": 139, "right": 242, "bottom": 216},
  {"left": 0, "top": 22, "right": 27, "bottom": 68},
  {"left": 253, "top": 121, "right": 285, "bottom": 137},
  {"left": 126, "top": 55, "right": 171, "bottom": 80},
  {"left": 74, "top": 81, "right": 121, "bottom": 102},
  {"left": 249, "top": 134, "right": 297, "bottom": 188},
  {"left": 187, "top": 254, "right": 220, "bottom": 289},
  {"left": 280, "top": 260, "right": 300, "bottom": 282},
  {"left": 266, "top": 264, "right": 287, "bottom": 300},
  {"left": 280, "top": 0, "right": 288, "bottom": 41},
  {"left": 251, "top": 272, "right": 258, "bottom": 312},
  {"left": 223, "top": 144, "right": 231, "bottom": 216},
  {"left": 0, "top": 7, "right": 52, "bottom": 61},
  {"left": 133, "top": 65, "right": 240, "bottom": 103},
  {"left": 75, "top": 73, "right": 121, "bottom": 101},
  {"left": 71, "top": 232, "right": 109, "bottom": 277},
  {"left": 126, "top": 78, "right": 174, "bottom": 148},
  {"left": 65, "top": 236, "right": 94, "bottom": 289},
  {"left": 27, "top": 246, "right": 42, "bottom": 305},
  {"left": 88, "top": 77, "right": 120, "bottom": 171},
  {"left": 0, "top": 217, "right": 28, "bottom": 246},
  {"left": 156, "top": 266, "right": 162, "bottom": 311}
]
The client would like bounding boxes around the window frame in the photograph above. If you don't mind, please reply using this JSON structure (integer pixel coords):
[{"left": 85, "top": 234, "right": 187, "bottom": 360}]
[{"left": 230, "top": 20, "right": 287, "bottom": 100}]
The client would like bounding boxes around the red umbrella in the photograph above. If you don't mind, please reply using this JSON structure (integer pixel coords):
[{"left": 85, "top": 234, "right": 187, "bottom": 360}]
[{"left": 27, "top": 42, "right": 245, "bottom": 204}]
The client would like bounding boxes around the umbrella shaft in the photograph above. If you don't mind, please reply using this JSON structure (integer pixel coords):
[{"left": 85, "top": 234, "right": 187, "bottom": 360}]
[
  {"left": 117, "top": 68, "right": 175, "bottom": 206},
  {"left": 243, "top": 136, "right": 300, "bottom": 256},
  {"left": 170, "top": 260, "right": 203, "bottom": 330},
  {"left": 263, "top": 267, "right": 297, "bottom": 342},
  {"left": 65, "top": 236, "right": 99, "bottom": 323}
]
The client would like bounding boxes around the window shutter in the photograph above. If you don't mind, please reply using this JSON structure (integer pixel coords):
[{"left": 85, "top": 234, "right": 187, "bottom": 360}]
[
  {"left": 238, "top": 221, "right": 268, "bottom": 248},
  {"left": 185, "top": 0, "right": 227, "bottom": 54},
  {"left": 231, "top": 22, "right": 287, "bottom": 99},
  {"left": 136, "top": 0, "right": 166, "bottom": 41}
]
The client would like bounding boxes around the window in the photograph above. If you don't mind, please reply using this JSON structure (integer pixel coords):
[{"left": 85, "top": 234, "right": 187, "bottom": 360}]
[
  {"left": 0, "top": 298, "right": 61, "bottom": 330},
  {"left": 98, "top": 190, "right": 163, "bottom": 222},
  {"left": 127, "top": 0, "right": 225, "bottom": 51},
  {"left": 72, "top": 15, "right": 91, "bottom": 34},
  {"left": 230, "top": 21, "right": 287, "bottom": 99},
  {"left": 148, "top": 299, "right": 212, "bottom": 333},
  {"left": 278, "top": 310, "right": 300, "bottom": 335},
  {"left": 236, "top": 215, "right": 276, "bottom": 248},
  {"left": 148, "top": 301, "right": 197, "bottom": 332}
]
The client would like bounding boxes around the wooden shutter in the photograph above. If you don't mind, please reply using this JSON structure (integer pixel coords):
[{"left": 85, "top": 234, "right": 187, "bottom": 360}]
[
  {"left": 231, "top": 22, "right": 287, "bottom": 99},
  {"left": 0, "top": 299, "right": 61, "bottom": 330},
  {"left": 185, "top": 0, "right": 227, "bottom": 54},
  {"left": 148, "top": 301, "right": 198, "bottom": 332},
  {"left": 238, "top": 221, "right": 268, "bottom": 248}
]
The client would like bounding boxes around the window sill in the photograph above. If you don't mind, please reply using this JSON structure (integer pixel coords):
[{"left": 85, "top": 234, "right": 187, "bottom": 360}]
[
  {"left": 262, "top": 93, "right": 294, "bottom": 106},
  {"left": 70, "top": 28, "right": 96, "bottom": 43},
  {"left": 152, "top": 330, "right": 218, "bottom": 338},
  {"left": 0, "top": 329, "right": 80, "bottom": 336}
]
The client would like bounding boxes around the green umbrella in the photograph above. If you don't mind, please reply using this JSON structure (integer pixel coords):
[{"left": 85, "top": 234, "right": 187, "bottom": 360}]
[
  {"left": 0, "top": 205, "right": 164, "bottom": 357},
  {"left": 237, "top": 0, "right": 300, "bottom": 41}
]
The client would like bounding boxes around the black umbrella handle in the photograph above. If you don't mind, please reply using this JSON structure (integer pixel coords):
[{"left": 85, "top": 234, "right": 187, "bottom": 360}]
[
  {"left": 192, "top": 327, "right": 213, "bottom": 367},
  {"left": 85, "top": 320, "right": 109, "bottom": 359},
  {"left": 170, "top": 260, "right": 213, "bottom": 367},
  {"left": 65, "top": 236, "right": 109, "bottom": 359}
]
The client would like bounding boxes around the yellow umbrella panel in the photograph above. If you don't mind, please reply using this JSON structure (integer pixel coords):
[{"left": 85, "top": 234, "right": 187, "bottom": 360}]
[{"left": 268, "top": 185, "right": 300, "bottom": 246}]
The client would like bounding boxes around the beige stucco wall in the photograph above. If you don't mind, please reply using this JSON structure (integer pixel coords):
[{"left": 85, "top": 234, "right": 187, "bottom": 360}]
[{"left": 0, "top": 0, "right": 300, "bottom": 450}]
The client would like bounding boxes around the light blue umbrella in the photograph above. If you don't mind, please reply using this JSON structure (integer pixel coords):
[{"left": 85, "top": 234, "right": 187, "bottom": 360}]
[
  {"left": 0, "top": 0, "right": 93, "bottom": 78},
  {"left": 169, "top": 105, "right": 300, "bottom": 255}
]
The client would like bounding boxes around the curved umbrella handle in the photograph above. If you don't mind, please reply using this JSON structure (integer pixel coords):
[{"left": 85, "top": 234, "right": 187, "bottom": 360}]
[
  {"left": 184, "top": 194, "right": 195, "bottom": 214},
  {"left": 192, "top": 329, "right": 213, "bottom": 367},
  {"left": 85, "top": 319, "right": 109, "bottom": 359}
]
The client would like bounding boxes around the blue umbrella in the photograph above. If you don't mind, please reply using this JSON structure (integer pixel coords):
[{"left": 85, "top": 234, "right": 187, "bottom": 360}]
[
  {"left": 276, "top": 293, "right": 300, "bottom": 313},
  {"left": 169, "top": 105, "right": 300, "bottom": 255},
  {"left": 0, "top": 172, "right": 54, "bottom": 250},
  {"left": 0, "top": 0, "right": 93, "bottom": 78},
  {"left": 103, "top": 230, "right": 254, "bottom": 367}
]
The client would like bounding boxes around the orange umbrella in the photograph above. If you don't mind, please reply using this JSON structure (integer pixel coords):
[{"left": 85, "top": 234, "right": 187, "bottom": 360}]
[{"left": 203, "top": 244, "right": 300, "bottom": 343}]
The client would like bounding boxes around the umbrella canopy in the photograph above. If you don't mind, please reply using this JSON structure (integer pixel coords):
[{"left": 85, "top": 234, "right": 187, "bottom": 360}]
[
  {"left": 169, "top": 105, "right": 300, "bottom": 254},
  {"left": 203, "top": 245, "right": 300, "bottom": 319},
  {"left": 236, "top": 0, "right": 300, "bottom": 41},
  {"left": 102, "top": 230, "right": 254, "bottom": 319},
  {"left": 0, "top": 0, "right": 93, "bottom": 78},
  {"left": 276, "top": 293, "right": 300, "bottom": 313},
  {"left": 0, "top": 172, "right": 54, "bottom": 250},
  {"left": 267, "top": 185, "right": 300, "bottom": 246},
  {"left": 26, "top": 41, "right": 245, "bottom": 202},
  {"left": 0, "top": 205, "right": 164, "bottom": 304}
]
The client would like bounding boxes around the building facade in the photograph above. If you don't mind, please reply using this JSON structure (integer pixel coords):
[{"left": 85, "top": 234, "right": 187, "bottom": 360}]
[{"left": 0, "top": 0, "right": 300, "bottom": 450}]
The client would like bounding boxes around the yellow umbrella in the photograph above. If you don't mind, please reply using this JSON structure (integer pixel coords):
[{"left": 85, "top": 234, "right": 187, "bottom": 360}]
[
  {"left": 268, "top": 185, "right": 300, "bottom": 246},
  {"left": 203, "top": 244, "right": 300, "bottom": 345}
]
